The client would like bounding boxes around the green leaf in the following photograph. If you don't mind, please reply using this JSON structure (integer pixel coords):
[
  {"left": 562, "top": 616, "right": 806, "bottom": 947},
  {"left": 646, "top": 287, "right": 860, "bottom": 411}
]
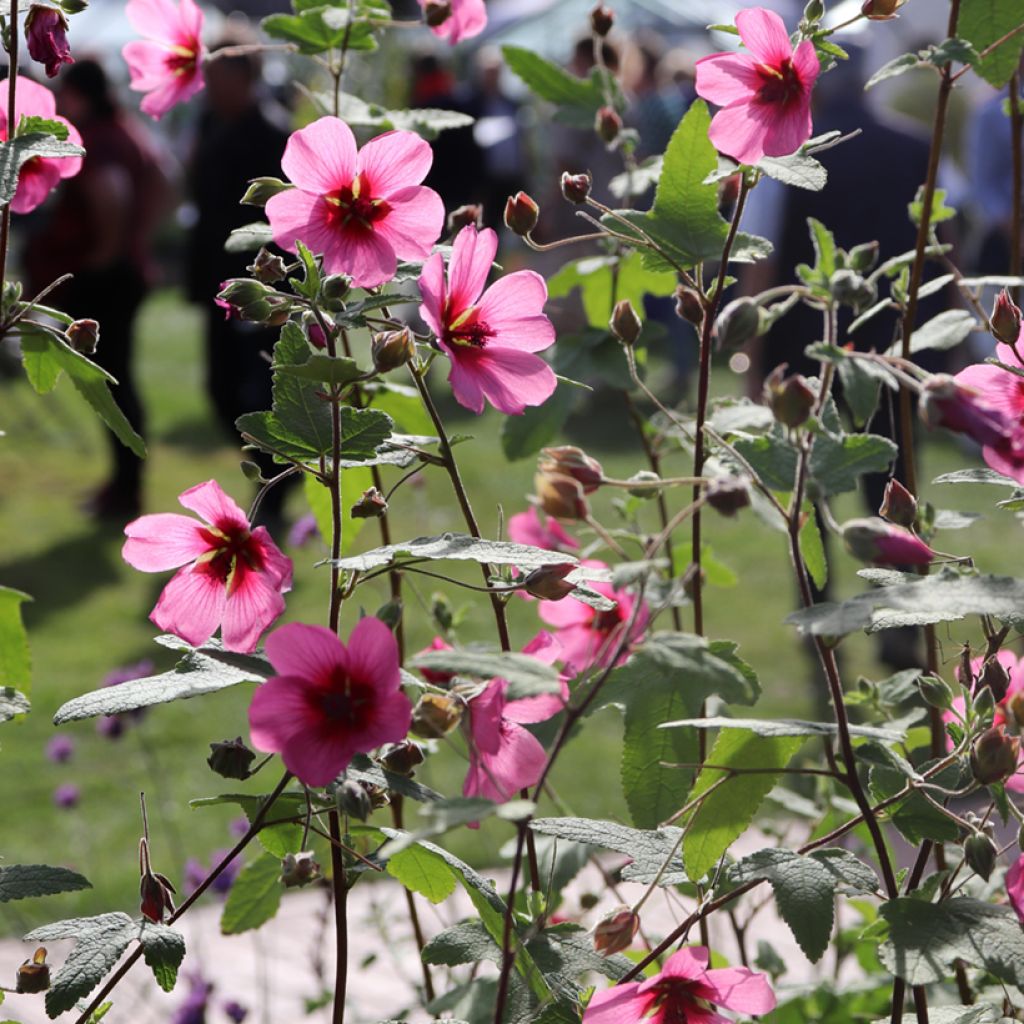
[
  {"left": 138, "top": 921, "right": 185, "bottom": 992},
  {"left": 809, "top": 430, "right": 897, "bottom": 497},
  {"left": 261, "top": 6, "right": 382, "bottom": 54},
  {"left": 19, "top": 327, "right": 146, "bottom": 457},
  {"left": 896, "top": 309, "right": 976, "bottom": 355},
  {"left": 345, "top": 754, "right": 443, "bottom": 805},
  {"left": 334, "top": 93, "right": 474, "bottom": 137},
  {"left": 869, "top": 761, "right": 962, "bottom": 844},
  {"left": 16, "top": 116, "right": 69, "bottom": 141},
  {"left": 958, "top": 0, "right": 1024, "bottom": 85},
  {"left": 225, "top": 222, "right": 273, "bottom": 253},
  {"left": 423, "top": 919, "right": 497, "bottom": 965},
  {"left": 908, "top": 186, "right": 958, "bottom": 228},
  {"left": 25, "top": 913, "right": 135, "bottom": 1017},
  {"left": 273, "top": 353, "right": 363, "bottom": 387},
  {"left": 733, "top": 429, "right": 799, "bottom": 493},
  {"left": 501, "top": 383, "right": 576, "bottom": 460},
  {"left": 757, "top": 149, "right": 827, "bottom": 191},
  {"left": 54, "top": 639, "right": 271, "bottom": 723},
  {"left": 659, "top": 716, "right": 905, "bottom": 744},
  {"left": 189, "top": 791, "right": 310, "bottom": 859},
  {"left": 0, "top": 586, "right": 31, "bottom": 695},
  {"left": 0, "top": 864, "right": 91, "bottom": 902},
  {"left": 501, "top": 46, "right": 602, "bottom": 110},
  {"left": 221, "top": 853, "right": 282, "bottom": 934},
  {"left": 0, "top": 133, "right": 83, "bottom": 207},
  {"left": 387, "top": 844, "right": 458, "bottom": 903},
  {"left": 865, "top": 52, "right": 921, "bottom": 89},
  {"left": 927, "top": 37, "right": 981, "bottom": 67},
  {"left": 879, "top": 897, "right": 1024, "bottom": 985},
  {"left": 380, "top": 798, "right": 535, "bottom": 858},
  {"left": 683, "top": 731, "right": 804, "bottom": 881},
  {"left": 872, "top": 1008, "right": 1005, "bottom": 1024},
  {"left": 799, "top": 510, "right": 828, "bottom": 589},
  {"left": 409, "top": 649, "right": 561, "bottom": 700}
]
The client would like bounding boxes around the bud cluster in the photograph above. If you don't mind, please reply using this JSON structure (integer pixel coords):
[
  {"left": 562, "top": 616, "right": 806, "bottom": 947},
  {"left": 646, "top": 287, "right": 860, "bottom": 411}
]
[{"left": 216, "top": 279, "right": 293, "bottom": 326}]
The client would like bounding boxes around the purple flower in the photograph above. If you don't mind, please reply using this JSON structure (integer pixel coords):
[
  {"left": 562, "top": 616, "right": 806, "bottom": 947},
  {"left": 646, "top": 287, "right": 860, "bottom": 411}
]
[
  {"left": 46, "top": 734, "right": 75, "bottom": 764},
  {"left": 97, "top": 657, "right": 156, "bottom": 738},
  {"left": 223, "top": 1000, "right": 248, "bottom": 1023},
  {"left": 229, "top": 817, "right": 249, "bottom": 839},
  {"left": 287, "top": 513, "right": 320, "bottom": 549},
  {"left": 172, "top": 972, "right": 213, "bottom": 1024},
  {"left": 183, "top": 849, "right": 242, "bottom": 898},
  {"left": 53, "top": 783, "right": 80, "bottom": 809},
  {"left": 104, "top": 657, "right": 156, "bottom": 688}
]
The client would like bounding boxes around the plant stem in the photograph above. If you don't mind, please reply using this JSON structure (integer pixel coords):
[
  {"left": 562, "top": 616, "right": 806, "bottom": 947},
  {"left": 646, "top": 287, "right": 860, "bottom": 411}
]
[
  {"left": 0, "top": 0, "right": 20, "bottom": 286},
  {"left": 328, "top": 810, "right": 348, "bottom": 1024},
  {"left": 1010, "top": 70, "right": 1022, "bottom": 304},
  {"left": 390, "top": 797, "right": 435, "bottom": 1001}
]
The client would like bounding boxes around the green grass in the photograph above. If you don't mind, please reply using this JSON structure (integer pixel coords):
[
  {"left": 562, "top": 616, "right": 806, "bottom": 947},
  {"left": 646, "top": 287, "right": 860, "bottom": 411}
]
[{"left": 0, "top": 288, "right": 1020, "bottom": 933}]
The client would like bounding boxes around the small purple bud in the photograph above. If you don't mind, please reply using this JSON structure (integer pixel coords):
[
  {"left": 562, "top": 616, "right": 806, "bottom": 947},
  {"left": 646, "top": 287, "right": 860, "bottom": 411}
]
[
  {"left": 287, "top": 513, "right": 320, "bottom": 549},
  {"left": 224, "top": 1001, "right": 248, "bottom": 1023},
  {"left": 53, "top": 783, "right": 80, "bottom": 809},
  {"left": 46, "top": 733, "right": 75, "bottom": 764}
]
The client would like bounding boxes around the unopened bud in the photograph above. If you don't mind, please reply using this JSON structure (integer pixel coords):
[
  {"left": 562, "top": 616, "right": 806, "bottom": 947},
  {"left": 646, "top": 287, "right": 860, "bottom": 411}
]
[
  {"left": 592, "top": 907, "right": 640, "bottom": 956},
  {"left": 879, "top": 479, "right": 917, "bottom": 528},
  {"left": 60, "top": 0, "right": 88, "bottom": 12},
  {"left": 973, "top": 683, "right": 996, "bottom": 724},
  {"left": 991, "top": 288, "right": 1022, "bottom": 346},
  {"left": 803, "top": 0, "right": 824, "bottom": 21},
  {"left": 374, "top": 599, "right": 403, "bottom": 631},
  {"left": 917, "top": 674, "right": 953, "bottom": 710},
  {"left": 719, "top": 172, "right": 741, "bottom": 208},
  {"left": 504, "top": 191, "right": 539, "bottom": 236},
  {"left": 715, "top": 297, "right": 762, "bottom": 352},
  {"left": 335, "top": 779, "right": 374, "bottom": 821},
  {"left": 561, "top": 171, "right": 592, "bottom": 204},
  {"left": 240, "top": 460, "right": 264, "bottom": 483},
  {"left": 841, "top": 517, "right": 935, "bottom": 567},
  {"left": 829, "top": 269, "right": 876, "bottom": 312},
  {"left": 590, "top": 2, "right": 614, "bottom": 36},
  {"left": 371, "top": 327, "right": 415, "bottom": 373},
  {"left": 595, "top": 106, "right": 622, "bottom": 144},
  {"left": 380, "top": 740, "right": 425, "bottom": 776},
  {"left": 674, "top": 285, "right": 703, "bottom": 325},
  {"left": 609, "top": 299, "right": 642, "bottom": 346},
  {"left": 535, "top": 470, "right": 589, "bottom": 520},
  {"left": 706, "top": 477, "right": 750, "bottom": 517},
  {"left": 320, "top": 274, "right": 351, "bottom": 309},
  {"left": 351, "top": 486, "right": 388, "bottom": 519},
  {"left": 306, "top": 319, "right": 328, "bottom": 349},
  {"left": 627, "top": 470, "right": 661, "bottom": 498},
  {"left": 25, "top": 5, "right": 72, "bottom": 79},
  {"left": 423, "top": 0, "right": 451, "bottom": 27},
  {"left": 66, "top": 318, "right": 99, "bottom": 355},
  {"left": 1008, "top": 690, "right": 1024, "bottom": 730},
  {"left": 848, "top": 241, "right": 880, "bottom": 273},
  {"left": 524, "top": 563, "right": 577, "bottom": 601},
  {"left": 247, "top": 246, "right": 288, "bottom": 284},
  {"left": 16, "top": 948, "right": 50, "bottom": 994},
  {"left": 970, "top": 725, "right": 1020, "bottom": 786},
  {"left": 411, "top": 693, "right": 463, "bottom": 739},
  {"left": 207, "top": 737, "right": 256, "bottom": 780},
  {"left": 539, "top": 446, "right": 604, "bottom": 493},
  {"left": 139, "top": 861, "right": 176, "bottom": 923},
  {"left": 280, "top": 851, "right": 320, "bottom": 888},
  {"left": 448, "top": 203, "right": 483, "bottom": 235},
  {"left": 978, "top": 654, "right": 1012, "bottom": 704},
  {"left": 963, "top": 831, "right": 998, "bottom": 881},
  {"left": 861, "top": 0, "right": 901, "bottom": 18},
  {"left": 765, "top": 365, "right": 816, "bottom": 429},
  {"left": 240, "top": 176, "right": 290, "bottom": 207}
]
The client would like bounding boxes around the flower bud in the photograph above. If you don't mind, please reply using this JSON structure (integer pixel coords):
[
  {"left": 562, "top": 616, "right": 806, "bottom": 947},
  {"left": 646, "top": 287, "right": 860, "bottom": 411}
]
[
  {"left": 592, "top": 907, "right": 640, "bottom": 956},
  {"left": 706, "top": 477, "right": 750, "bottom": 517},
  {"left": 448, "top": 203, "right": 483, "bottom": 235},
  {"left": 917, "top": 674, "right": 953, "bottom": 710},
  {"left": 523, "top": 563, "right": 577, "bottom": 601},
  {"left": 841, "top": 517, "right": 935, "bottom": 567},
  {"left": 595, "top": 106, "right": 622, "bottom": 144},
  {"left": 973, "top": 683, "right": 996, "bottom": 725},
  {"left": 380, "top": 740, "right": 425, "bottom": 776},
  {"left": 715, "top": 297, "right": 762, "bottom": 352},
  {"left": 627, "top": 470, "right": 661, "bottom": 498},
  {"left": 139, "top": 861, "right": 176, "bottom": 923},
  {"left": 16, "top": 948, "right": 50, "bottom": 994},
  {"left": 320, "top": 274, "right": 351, "bottom": 307},
  {"left": 609, "top": 299, "right": 642, "bottom": 346},
  {"left": 60, "top": 0, "right": 88, "bottom": 12},
  {"left": 411, "top": 693, "right": 463, "bottom": 739},
  {"left": 978, "top": 654, "right": 1012, "bottom": 704},
  {"left": 970, "top": 725, "right": 1020, "bottom": 786},
  {"left": 1008, "top": 689, "right": 1024, "bottom": 730},
  {"left": 847, "top": 241, "right": 880, "bottom": 273},
  {"left": 25, "top": 5, "right": 72, "bottom": 79},
  {"left": 305, "top": 319, "right": 328, "bottom": 350},
  {"left": 829, "top": 269, "right": 876, "bottom": 312},
  {"left": 240, "top": 460, "right": 264, "bottom": 482},
  {"left": 535, "top": 470, "right": 590, "bottom": 520},
  {"left": 371, "top": 327, "right": 415, "bottom": 373},
  {"left": 561, "top": 171, "right": 592, "bottom": 204},
  {"left": 590, "top": 2, "right": 614, "bottom": 36},
  {"left": 351, "top": 486, "right": 388, "bottom": 519},
  {"left": 861, "top": 0, "right": 901, "bottom": 18},
  {"left": 539, "top": 446, "right": 604, "bottom": 493},
  {"left": 247, "top": 246, "right": 288, "bottom": 284},
  {"left": 423, "top": 0, "right": 451, "bottom": 27},
  {"left": 374, "top": 598, "right": 403, "bottom": 631},
  {"left": 66, "top": 317, "right": 99, "bottom": 355},
  {"left": 919, "top": 374, "right": 1016, "bottom": 449},
  {"left": 802, "top": 0, "right": 824, "bottom": 21},
  {"left": 963, "top": 831, "right": 998, "bottom": 881},
  {"left": 764, "top": 365, "right": 816, "bottom": 429},
  {"left": 335, "top": 779, "right": 374, "bottom": 821},
  {"left": 504, "top": 191, "right": 539, "bottom": 236},
  {"left": 674, "top": 285, "right": 703, "bottom": 325},
  {"left": 207, "top": 737, "right": 256, "bottom": 780},
  {"left": 280, "top": 851, "right": 320, "bottom": 888},
  {"left": 879, "top": 479, "right": 917, "bottom": 528},
  {"left": 990, "top": 288, "right": 1022, "bottom": 346},
  {"left": 239, "top": 177, "right": 290, "bottom": 207}
]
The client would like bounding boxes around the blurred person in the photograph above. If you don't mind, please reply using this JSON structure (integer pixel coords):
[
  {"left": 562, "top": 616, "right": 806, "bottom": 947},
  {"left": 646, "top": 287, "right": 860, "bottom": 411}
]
[
  {"left": 623, "top": 33, "right": 686, "bottom": 160},
  {"left": 24, "top": 58, "right": 168, "bottom": 519},
  {"left": 186, "top": 34, "right": 290, "bottom": 525}
]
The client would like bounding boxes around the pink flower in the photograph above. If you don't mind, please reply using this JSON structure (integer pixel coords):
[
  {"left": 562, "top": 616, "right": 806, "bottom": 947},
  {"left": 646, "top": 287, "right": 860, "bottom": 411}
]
[
  {"left": 584, "top": 946, "right": 775, "bottom": 1024},
  {"left": 122, "top": 0, "right": 205, "bottom": 120},
  {"left": 419, "top": 225, "right": 557, "bottom": 415},
  {"left": 538, "top": 560, "right": 649, "bottom": 674},
  {"left": 122, "top": 480, "right": 293, "bottom": 653},
  {"left": 419, "top": 0, "right": 487, "bottom": 45},
  {"left": 841, "top": 517, "right": 935, "bottom": 567},
  {"left": 463, "top": 632, "right": 567, "bottom": 803},
  {"left": 25, "top": 6, "right": 73, "bottom": 79},
  {"left": 508, "top": 508, "right": 579, "bottom": 552},
  {"left": 1008, "top": 853, "right": 1024, "bottom": 923},
  {"left": 248, "top": 620, "right": 412, "bottom": 787},
  {"left": 695, "top": 7, "right": 819, "bottom": 166},
  {"left": 952, "top": 342, "right": 1024, "bottom": 482},
  {"left": 0, "top": 77, "right": 82, "bottom": 214},
  {"left": 266, "top": 117, "right": 444, "bottom": 289}
]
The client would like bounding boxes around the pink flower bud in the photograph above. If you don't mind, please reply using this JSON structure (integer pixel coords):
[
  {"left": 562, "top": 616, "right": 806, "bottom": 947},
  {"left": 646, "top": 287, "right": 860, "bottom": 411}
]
[
  {"left": 535, "top": 470, "right": 589, "bottom": 520},
  {"left": 422, "top": 0, "right": 451, "bottom": 27},
  {"left": 590, "top": 3, "right": 614, "bottom": 36},
  {"left": 447, "top": 203, "right": 483, "bottom": 234},
  {"left": 351, "top": 486, "right": 388, "bottom": 519},
  {"left": 861, "top": 0, "right": 902, "bottom": 17},
  {"left": 878, "top": 479, "right": 917, "bottom": 528},
  {"left": 371, "top": 327, "right": 415, "bottom": 373},
  {"left": 991, "top": 288, "right": 1023, "bottom": 346},
  {"left": 609, "top": 299, "right": 642, "bottom": 346},
  {"left": 765, "top": 365, "right": 815, "bottom": 428},
  {"left": 539, "top": 446, "right": 604, "bottom": 493},
  {"left": 25, "top": 5, "right": 73, "bottom": 79},
  {"left": 841, "top": 517, "right": 935, "bottom": 567},
  {"left": 504, "top": 191, "right": 539, "bottom": 236},
  {"left": 66, "top": 317, "right": 99, "bottom": 355},
  {"left": 523, "top": 563, "right": 577, "bottom": 601},
  {"left": 560, "top": 171, "right": 592, "bottom": 204},
  {"left": 139, "top": 865, "right": 176, "bottom": 923},
  {"left": 1007, "top": 852, "right": 1024, "bottom": 923},
  {"left": 595, "top": 106, "right": 622, "bottom": 144},
  {"left": 970, "top": 725, "right": 1020, "bottom": 786},
  {"left": 592, "top": 907, "right": 640, "bottom": 956},
  {"left": 674, "top": 285, "right": 703, "bottom": 326},
  {"left": 380, "top": 740, "right": 425, "bottom": 776},
  {"left": 919, "top": 374, "right": 1017, "bottom": 449},
  {"left": 978, "top": 654, "right": 1012, "bottom": 703}
]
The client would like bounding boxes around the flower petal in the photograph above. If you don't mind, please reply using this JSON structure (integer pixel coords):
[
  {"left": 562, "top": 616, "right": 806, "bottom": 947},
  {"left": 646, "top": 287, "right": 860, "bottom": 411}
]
[
  {"left": 357, "top": 129, "right": 434, "bottom": 196},
  {"left": 448, "top": 225, "right": 498, "bottom": 311},
  {"left": 792, "top": 38, "right": 821, "bottom": 88},
  {"left": 418, "top": 252, "right": 446, "bottom": 338},
  {"left": 178, "top": 479, "right": 249, "bottom": 530},
  {"left": 760, "top": 97, "right": 813, "bottom": 159},
  {"left": 372, "top": 185, "right": 445, "bottom": 262},
  {"left": 474, "top": 346, "right": 558, "bottom": 415},
  {"left": 345, "top": 616, "right": 401, "bottom": 693},
  {"left": 735, "top": 7, "right": 792, "bottom": 66},
  {"left": 126, "top": 0, "right": 188, "bottom": 40},
  {"left": 150, "top": 565, "right": 226, "bottom": 647},
  {"left": 266, "top": 189, "right": 336, "bottom": 260},
  {"left": 702, "top": 966, "right": 777, "bottom": 1015},
  {"left": 248, "top": 674, "right": 321, "bottom": 754},
  {"left": 476, "top": 270, "right": 555, "bottom": 352},
  {"left": 327, "top": 228, "right": 397, "bottom": 289},
  {"left": 580, "top": 983, "right": 651, "bottom": 1023},
  {"left": 465, "top": 719, "right": 545, "bottom": 800},
  {"left": 265, "top": 623, "right": 344, "bottom": 682},
  {"left": 694, "top": 53, "right": 761, "bottom": 108},
  {"left": 708, "top": 100, "right": 774, "bottom": 165},
  {"left": 280, "top": 726, "right": 355, "bottom": 787},
  {"left": 282, "top": 116, "right": 357, "bottom": 195},
  {"left": 123, "top": 513, "right": 211, "bottom": 572},
  {"left": 441, "top": 340, "right": 487, "bottom": 414},
  {"left": 221, "top": 567, "right": 286, "bottom": 653},
  {"left": 11, "top": 158, "right": 62, "bottom": 215}
]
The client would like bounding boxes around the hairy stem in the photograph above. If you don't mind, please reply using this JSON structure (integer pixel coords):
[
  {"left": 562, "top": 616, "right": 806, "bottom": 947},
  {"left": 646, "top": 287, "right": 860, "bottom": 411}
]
[
  {"left": 328, "top": 810, "right": 349, "bottom": 1024},
  {"left": 1010, "top": 71, "right": 1022, "bottom": 303}
]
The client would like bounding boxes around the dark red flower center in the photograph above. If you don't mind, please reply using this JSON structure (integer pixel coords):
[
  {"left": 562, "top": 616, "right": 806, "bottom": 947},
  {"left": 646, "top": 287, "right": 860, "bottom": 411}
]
[
  {"left": 165, "top": 44, "right": 198, "bottom": 76},
  {"left": 755, "top": 57, "right": 804, "bottom": 106},
  {"left": 197, "top": 522, "right": 265, "bottom": 589},
  {"left": 325, "top": 175, "right": 391, "bottom": 235},
  {"left": 648, "top": 982, "right": 713, "bottom": 1023},
  {"left": 445, "top": 303, "right": 493, "bottom": 349},
  {"left": 320, "top": 670, "right": 376, "bottom": 729},
  {"left": 591, "top": 607, "right": 624, "bottom": 633}
]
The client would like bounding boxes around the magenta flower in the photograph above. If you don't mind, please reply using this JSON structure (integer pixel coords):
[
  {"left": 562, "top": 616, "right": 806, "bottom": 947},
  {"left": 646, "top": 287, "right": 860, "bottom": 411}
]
[
  {"left": 463, "top": 632, "right": 567, "bottom": 803},
  {"left": 25, "top": 6, "right": 73, "bottom": 79},
  {"left": 419, "top": 225, "right": 557, "bottom": 415},
  {"left": 419, "top": 0, "right": 486, "bottom": 45},
  {"left": 538, "top": 560, "right": 649, "bottom": 675},
  {"left": 695, "top": 7, "right": 819, "bottom": 166},
  {"left": 0, "top": 77, "right": 82, "bottom": 214},
  {"left": 584, "top": 946, "right": 775, "bottom": 1024},
  {"left": 123, "top": 0, "right": 205, "bottom": 120},
  {"left": 248, "top": 620, "right": 412, "bottom": 788},
  {"left": 1008, "top": 853, "right": 1024, "bottom": 923},
  {"left": 122, "top": 480, "right": 293, "bottom": 654},
  {"left": 266, "top": 117, "right": 444, "bottom": 289},
  {"left": 507, "top": 507, "right": 578, "bottom": 552},
  {"left": 841, "top": 517, "right": 935, "bottom": 568}
]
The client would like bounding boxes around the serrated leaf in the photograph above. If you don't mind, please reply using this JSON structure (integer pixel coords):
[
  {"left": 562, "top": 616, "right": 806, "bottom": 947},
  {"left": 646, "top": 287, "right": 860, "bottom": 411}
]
[
  {"left": 865, "top": 52, "right": 921, "bottom": 89},
  {"left": 501, "top": 46, "right": 602, "bottom": 110},
  {"left": 344, "top": 753, "right": 442, "bottom": 804},
  {"left": 0, "top": 864, "right": 90, "bottom": 902},
  {"left": 869, "top": 761, "right": 962, "bottom": 844},
  {"left": 190, "top": 791, "right": 307, "bottom": 858},
  {"left": 683, "top": 731, "right": 804, "bottom": 881},
  {"left": 959, "top": 0, "right": 1024, "bottom": 85},
  {"left": 0, "top": 133, "right": 83, "bottom": 207},
  {"left": 273, "top": 353, "right": 363, "bottom": 387},
  {"left": 409, "top": 649, "right": 561, "bottom": 699},
  {"left": 380, "top": 798, "right": 534, "bottom": 858},
  {"left": 732, "top": 429, "right": 799, "bottom": 493},
  {"left": 423, "top": 919, "right": 497, "bottom": 966},
  {"left": 757, "top": 149, "right": 827, "bottom": 191},
  {"left": 810, "top": 430, "right": 897, "bottom": 497},
  {"left": 893, "top": 309, "right": 976, "bottom": 355},
  {"left": 138, "top": 921, "right": 185, "bottom": 992},
  {"left": 387, "top": 844, "right": 458, "bottom": 903},
  {"left": 221, "top": 853, "right": 282, "bottom": 934}
]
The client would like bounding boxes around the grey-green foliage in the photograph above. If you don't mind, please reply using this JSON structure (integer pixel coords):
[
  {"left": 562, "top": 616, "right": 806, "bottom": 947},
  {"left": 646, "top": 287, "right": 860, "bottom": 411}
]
[
  {"left": 0, "top": 132, "right": 83, "bottom": 207},
  {"left": 409, "top": 648, "right": 562, "bottom": 699},
  {"left": 0, "top": 864, "right": 90, "bottom": 903}
]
